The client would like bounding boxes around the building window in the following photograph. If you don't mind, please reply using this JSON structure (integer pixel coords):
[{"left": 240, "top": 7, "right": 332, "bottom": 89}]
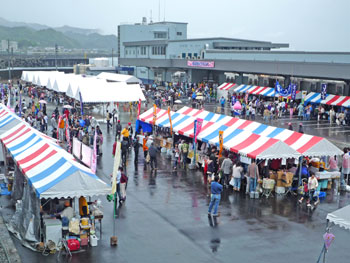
[
  {"left": 177, "top": 32, "right": 182, "bottom": 36},
  {"left": 154, "top": 32, "right": 167, "bottom": 39},
  {"left": 182, "top": 53, "right": 186, "bottom": 58},
  {"left": 140, "top": 46, "right": 146, "bottom": 55},
  {"left": 151, "top": 46, "right": 166, "bottom": 55}
]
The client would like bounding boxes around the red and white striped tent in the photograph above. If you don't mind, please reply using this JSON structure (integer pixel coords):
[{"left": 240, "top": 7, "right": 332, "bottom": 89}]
[
  {"left": 233, "top": 84, "right": 302, "bottom": 99},
  {"left": 218, "top": 83, "right": 237, "bottom": 91},
  {"left": 0, "top": 104, "right": 110, "bottom": 199},
  {"left": 305, "top": 92, "right": 350, "bottom": 108},
  {"left": 175, "top": 107, "right": 342, "bottom": 157}
]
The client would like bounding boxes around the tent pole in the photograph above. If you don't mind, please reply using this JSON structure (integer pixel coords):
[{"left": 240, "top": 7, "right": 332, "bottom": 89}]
[{"left": 298, "top": 156, "right": 303, "bottom": 187}]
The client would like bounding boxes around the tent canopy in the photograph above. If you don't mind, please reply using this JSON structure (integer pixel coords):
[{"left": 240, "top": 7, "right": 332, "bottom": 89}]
[
  {"left": 0, "top": 104, "right": 111, "bottom": 199},
  {"left": 177, "top": 106, "right": 342, "bottom": 157},
  {"left": 327, "top": 205, "right": 350, "bottom": 230},
  {"left": 305, "top": 92, "right": 350, "bottom": 108},
  {"left": 233, "top": 84, "right": 302, "bottom": 100},
  {"left": 97, "top": 72, "right": 142, "bottom": 84}
]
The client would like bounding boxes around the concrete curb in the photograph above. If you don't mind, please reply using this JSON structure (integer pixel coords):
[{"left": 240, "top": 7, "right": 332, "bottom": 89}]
[{"left": 0, "top": 216, "right": 21, "bottom": 263}]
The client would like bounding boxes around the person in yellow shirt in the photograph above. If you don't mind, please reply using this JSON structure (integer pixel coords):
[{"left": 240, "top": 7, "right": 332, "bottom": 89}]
[{"left": 121, "top": 125, "right": 129, "bottom": 139}]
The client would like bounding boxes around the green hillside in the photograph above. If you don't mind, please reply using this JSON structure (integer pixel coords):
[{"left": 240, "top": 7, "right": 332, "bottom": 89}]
[{"left": 0, "top": 25, "right": 117, "bottom": 50}]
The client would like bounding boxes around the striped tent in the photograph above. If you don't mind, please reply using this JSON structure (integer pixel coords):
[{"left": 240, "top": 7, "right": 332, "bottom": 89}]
[
  {"left": 0, "top": 105, "right": 110, "bottom": 199},
  {"left": 176, "top": 107, "right": 342, "bottom": 157},
  {"left": 218, "top": 83, "right": 237, "bottom": 91},
  {"left": 233, "top": 85, "right": 301, "bottom": 99},
  {"left": 305, "top": 92, "right": 350, "bottom": 108}
]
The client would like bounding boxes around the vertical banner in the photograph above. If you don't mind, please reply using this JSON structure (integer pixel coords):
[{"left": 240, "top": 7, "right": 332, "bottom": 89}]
[
  {"left": 57, "top": 115, "right": 62, "bottom": 142},
  {"left": 301, "top": 91, "right": 307, "bottom": 104},
  {"left": 153, "top": 104, "right": 157, "bottom": 125},
  {"left": 91, "top": 129, "right": 97, "bottom": 173},
  {"left": 111, "top": 142, "right": 121, "bottom": 194},
  {"left": 193, "top": 120, "right": 197, "bottom": 144},
  {"left": 168, "top": 106, "right": 173, "bottom": 135},
  {"left": 65, "top": 121, "right": 71, "bottom": 153},
  {"left": 321, "top": 83, "right": 327, "bottom": 100},
  {"left": 7, "top": 85, "right": 10, "bottom": 108},
  {"left": 79, "top": 91, "right": 84, "bottom": 116},
  {"left": 195, "top": 118, "right": 203, "bottom": 143},
  {"left": 291, "top": 84, "right": 297, "bottom": 101},
  {"left": 219, "top": 131, "right": 224, "bottom": 158},
  {"left": 19, "top": 91, "right": 22, "bottom": 117},
  {"left": 137, "top": 98, "right": 141, "bottom": 119}
]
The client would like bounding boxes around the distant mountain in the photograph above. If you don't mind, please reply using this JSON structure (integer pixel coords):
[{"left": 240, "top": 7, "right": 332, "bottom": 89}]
[
  {"left": 0, "top": 17, "right": 49, "bottom": 30},
  {"left": 55, "top": 25, "right": 100, "bottom": 36},
  {"left": 0, "top": 17, "right": 117, "bottom": 50}
]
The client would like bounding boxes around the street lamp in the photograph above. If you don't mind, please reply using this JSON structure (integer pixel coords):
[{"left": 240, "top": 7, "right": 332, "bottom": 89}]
[{"left": 55, "top": 44, "right": 58, "bottom": 70}]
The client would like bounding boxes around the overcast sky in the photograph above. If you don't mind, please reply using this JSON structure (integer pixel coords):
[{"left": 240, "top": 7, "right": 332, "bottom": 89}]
[{"left": 2, "top": 0, "right": 350, "bottom": 51}]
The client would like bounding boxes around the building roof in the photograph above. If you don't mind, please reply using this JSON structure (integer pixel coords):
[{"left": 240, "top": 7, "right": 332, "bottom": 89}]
[{"left": 149, "top": 21, "right": 188, "bottom": 25}]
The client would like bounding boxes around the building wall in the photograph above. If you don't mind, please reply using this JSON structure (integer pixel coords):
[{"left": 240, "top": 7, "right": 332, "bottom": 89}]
[{"left": 118, "top": 22, "right": 187, "bottom": 58}]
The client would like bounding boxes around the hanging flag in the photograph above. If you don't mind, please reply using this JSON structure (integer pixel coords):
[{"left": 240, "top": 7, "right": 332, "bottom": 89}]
[
  {"left": 291, "top": 84, "right": 297, "bottom": 101},
  {"left": 111, "top": 141, "right": 121, "bottom": 194},
  {"left": 65, "top": 121, "right": 71, "bottom": 153},
  {"left": 1, "top": 85, "right": 4, "bottom": 105},
  {"left": 91, "top": 129, "right": 98, "bottom": 173},
  {"left": 57, "top": 115, "right": 62, "bottom": 142},
  {"left": 79, "top": 91, "right": 84, "bottom": 116},
  {"left": 195, "top": 118, "right": 203, "bottom": 143},
  {"left": 219, "top": 131, "right": 224, "bottom": 158},
  {"left": 275, "top": 81, "right": 292, "bottom": 97},
  {"left": 321, "top": 83, "right": 327, "bottom": 100},
  {"left": 168, "top": 106, "right": 173, "bottom": 135},
  {"left": 7, "top": 85, "right": 10, "bottom": 108},
  {"left": 193, "top": 119, "right": 197, "bottom": 147},
  {"left": 137, "top": 98, "right": 142, "bottom": 119},
  {"left": 19, "top": 91, "right": 22, "bottom": 117},
  {"left": 152, "top": 104, "right": 157, "bottom": 125}
]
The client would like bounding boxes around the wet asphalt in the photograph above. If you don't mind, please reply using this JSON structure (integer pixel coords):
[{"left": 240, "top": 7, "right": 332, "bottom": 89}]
[{"left": 1, "top": 100, "right": 350, "bottom": 263}]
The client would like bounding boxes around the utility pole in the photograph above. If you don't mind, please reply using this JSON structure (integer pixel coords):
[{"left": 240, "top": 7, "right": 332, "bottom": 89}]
[
  {"left": 7, "top": 40, "right": 11, "bottom": 81},
  {"left": 55, "top": 44, "right": 58, "bottom": 71},
  {"left": 112, "top": 48, "right": 114, "bottom": 66}
]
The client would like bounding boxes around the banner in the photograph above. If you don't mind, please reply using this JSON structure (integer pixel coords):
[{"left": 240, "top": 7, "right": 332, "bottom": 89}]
[
  {"left": 275, "top": 81, "right": 291, "bottom": 97},
  {"left": 65, "top": 121, "right": 71, "bottom": 153},
  {"left": 301, "top": 91, "right": 307, "bottom": 104},
  {"left": 137, "top": 98, "right": 141, "bottom": 119},
  {"left": 321, "top": 83, "right": 327, "bottom": 100},
  {"left": 7, "top": 86, "right": 10, "bottom": 108},
  {"left": 19, "top": 91, "right": 22, "bottom": 117},
  {"left": 79, "top": 91, "right": 84, "bottom": 116},
  {"left": 72, "top": 137, "right": 82, "bottom": 159},
  {"left": 193, "top": 119, "right": 197, "bottom": 146},
  {"left": 219, "top": 131, "right": 224, "bottom": 158},
  {"left": 153, "top": 104, "right": 157, "bottom": 125},
  {"left": 187, "top": 60, "right": 215, "bottom": 68},
  {"left": 91, "top": 129, "right": 97, "bottom": 173},
  {"left": 111, "top": 141, "right": 121, "bottom": 194},
  {"left": 291, "top": 84, "right": 297, "bottom": 101},
  {"left": 168, "top": 106, "right": 173, "bottom": 135},
  {"left": 195, "top": 118, "right": 203, "bottom": 143}
]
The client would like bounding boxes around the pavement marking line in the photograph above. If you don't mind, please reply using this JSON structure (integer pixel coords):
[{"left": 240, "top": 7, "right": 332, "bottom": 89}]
[
  {"left": 329, "top": 130, "right": 350, "bottom": 133},
  {"left": 314, "top": 126, "right": 348, "bottom": 130}
]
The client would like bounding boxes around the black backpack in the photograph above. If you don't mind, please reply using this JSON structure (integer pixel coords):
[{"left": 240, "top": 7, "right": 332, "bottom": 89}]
[{"left": 121, "top": 141, "right": 128, "bottom": 152}]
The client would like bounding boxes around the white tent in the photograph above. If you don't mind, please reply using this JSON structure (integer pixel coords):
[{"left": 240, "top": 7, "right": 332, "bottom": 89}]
[
  {"left": 70, "top": 77, "right": 107, "bottom": 100},
  {"left": 97, "top": 72, "right": 142, "bottom": 84},
  {"left": 37, "top": 71, "right": 64, "bottom": 87},
  {"left": 326, "top": 205, "right": 350, "bottom": 230},
  {"left": 78, "top": 82, "right": 146, "bottom": 103}
]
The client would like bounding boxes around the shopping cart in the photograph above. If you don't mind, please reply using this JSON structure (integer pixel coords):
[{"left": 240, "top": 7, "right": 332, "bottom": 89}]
[{"left": 262, "top": 178, "right": 275, "bottom": 198}]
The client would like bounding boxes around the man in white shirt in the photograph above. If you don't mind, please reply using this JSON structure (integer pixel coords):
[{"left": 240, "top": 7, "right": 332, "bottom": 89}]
[
  {"left": 61, "top": 201, "right": 74, "bottom": 220},
  {"left": 307, "top": 172, "right": 318, "bottom": 207}
]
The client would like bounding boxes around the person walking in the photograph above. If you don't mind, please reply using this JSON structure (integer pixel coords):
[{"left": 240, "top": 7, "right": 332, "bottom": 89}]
[
  {"left": 106, "top": 110, "right": 112, "bottom": 132},
  {"left": 342, "top": 148, "right": 350, "bottom": 187},
  {"left": 288, "top": 122, "right": 293, "bottom": 131},
  {"left": 116, "top": 120, "right": 122, "bottom": 141},
  {"left": 307, "top": 172, "right": 319, "bottom": 207},
  {"left": 298, "top": 123, "right": 304, "bottom": 133},
  {"left": 133, "top": 135, "right": 140, "bottom": 164},
  {"left": 120, "top": 169, "right": 128, "bottom": 202},
  {"left": 121, "top": 137, "right": 129, "bottom": 167},
  {"left": 148, "top": 142, "right": 158, "bottom": 170},
  {"left": 220, "top": 153, "right": 233, "bottom": 187},
  {"left": 208, "top": 175, "right": 223, "bottom": 217}
]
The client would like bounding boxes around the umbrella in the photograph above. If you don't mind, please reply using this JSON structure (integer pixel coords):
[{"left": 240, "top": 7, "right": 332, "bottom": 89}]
[
  {"left": 174, "top": 100, "right": 182, "bottom": 104},
  {"left": 39, "top": 100, "right": 47, "bottom": 104},
  {"left": 63, "top": 105, "right": 73, "bottom": 109}
]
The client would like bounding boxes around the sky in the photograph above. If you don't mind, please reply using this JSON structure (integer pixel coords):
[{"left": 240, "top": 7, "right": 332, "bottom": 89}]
[{"left": 1, "top": 0, "right": 350, "bottom": 51}]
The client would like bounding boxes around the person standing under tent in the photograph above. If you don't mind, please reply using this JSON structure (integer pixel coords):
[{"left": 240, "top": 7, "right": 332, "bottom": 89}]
[
  {"left": 220, "top": 153, "right": 233, "bottom": 187},
  {"left": 307, "top": 172, "right": 319, "bottom": 207},
  {"left": 208, "top": 175, "right": 223, "bottom": 217},
  {"left": 247, "top": 159, "right": 259, "bottom": 192},
  {"left": 232, "top": 161, "right": 243, "bottom": 191}
]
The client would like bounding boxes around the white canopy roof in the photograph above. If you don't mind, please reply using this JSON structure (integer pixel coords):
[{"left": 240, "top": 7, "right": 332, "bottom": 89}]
[
  {"left": 97, "top": 72, "right": 142, "bottom": 84},
  {"left": 327, "top": 205, "right": 350, "bottom": 230},
  {"left": 78, "top": 82, "right": 146, "bottom": 103}
]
